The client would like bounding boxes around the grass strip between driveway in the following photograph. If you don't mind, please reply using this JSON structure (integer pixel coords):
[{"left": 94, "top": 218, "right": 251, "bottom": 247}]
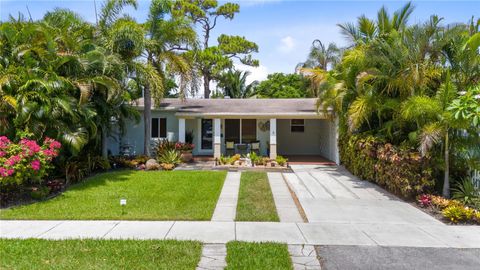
[
  {"left": 236, "top": 171, "right": 279, "bottom": 221},
  {"left": 0, "top": 239, "right": 202, "bottom": 270},
  {"left": 0, "top": 170, "right": 226, "bottom": 220},
  {"left": 226, "top": 241, "right": 292, "bottom": 270}
]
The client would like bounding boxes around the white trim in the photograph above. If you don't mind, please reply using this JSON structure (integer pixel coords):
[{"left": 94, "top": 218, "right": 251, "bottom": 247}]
[
  {"left": 214, "top": 118, "right": 221, "bottom": 144},
  {"left": 178, "top": 118, "right": 185, "bottom": 143},
  {"left": 270, "top": 118, "right": 277, "bottom": 145}
]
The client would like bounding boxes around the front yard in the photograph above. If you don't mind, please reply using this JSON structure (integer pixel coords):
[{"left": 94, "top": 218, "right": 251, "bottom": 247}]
[{"left": 0, "top": 170, "right": 226, "bottom": 220}]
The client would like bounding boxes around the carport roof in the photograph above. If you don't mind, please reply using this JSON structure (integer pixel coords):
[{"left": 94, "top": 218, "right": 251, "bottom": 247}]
[{"left": 134, "top": 98, "right": 328, "bottom": 118}]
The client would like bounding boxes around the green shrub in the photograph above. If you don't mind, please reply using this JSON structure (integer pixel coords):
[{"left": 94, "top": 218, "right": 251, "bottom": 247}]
[
  {"left": 452, "top": 178, "right": 479, "bottom": 207},
  {"left": 275, "top": 155, "right": 288, "bottom": 166},
  {"left": 158, "top": 150, "right": 182, "bottom": 165},
  {"left": 0, "top": 136, "right": 61, "bottom": 186},
  {"left": 339, "top": 134, "right": 434, "bottom": 199},
  {"left": 249, "top": 152, "right": 260, "bottom": 165},
  {"left": 218, "top": 155, "right": 229, "bottom": 165}
]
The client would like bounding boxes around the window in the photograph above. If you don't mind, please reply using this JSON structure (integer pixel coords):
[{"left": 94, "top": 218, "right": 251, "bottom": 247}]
[
  {"left": 151, "top": 118, "right": 167, "bottom": 138},
  {"left": 291, "top": 119, "right": 305, "bottom": 133},
  {"left": 225, "top": 119, "right": 240, "bottom": 143},
  {"left": 241, "top": 119, "right": 257, "bottom": 143}
]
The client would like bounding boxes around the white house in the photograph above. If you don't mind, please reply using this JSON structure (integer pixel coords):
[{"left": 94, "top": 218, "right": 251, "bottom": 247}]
[{"left": 108, "top": 98, "right": 340, "bottom": 164}]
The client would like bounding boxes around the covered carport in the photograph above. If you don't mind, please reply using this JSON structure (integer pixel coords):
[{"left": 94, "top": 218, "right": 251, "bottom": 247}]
[{"left": 276, "top": 118, "right": 338, "bottom": 164}]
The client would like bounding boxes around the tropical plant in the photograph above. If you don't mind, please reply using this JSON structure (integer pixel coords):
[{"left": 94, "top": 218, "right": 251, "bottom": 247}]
[
  {"left": 298, "top": 39, "right": 341, "bottom": 71},
  {"left": 216, "top": 69, "right": 257, "bottom": 98},
  {"left": 452, "top": 178, "right": 479, "bottom": 206},
  {"left": 157, "top": 149, "right": 182, "bottom": 165},
  {"left": 337, "top": 2, "right": 414, "bottom": 45},
  {"left": 154, "top": 139, "right": 177, "bottom": 157},
  {"left": 275, "top": 155, "right": 288, "bottom": 166}
]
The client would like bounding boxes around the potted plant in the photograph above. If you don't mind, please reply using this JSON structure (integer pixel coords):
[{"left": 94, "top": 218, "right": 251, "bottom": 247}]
[{"left": 175, "top": 142, "right": 195, "bottom": 163}]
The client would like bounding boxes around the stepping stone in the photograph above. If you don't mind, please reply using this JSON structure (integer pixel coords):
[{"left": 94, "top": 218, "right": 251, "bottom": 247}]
[{"left": 196, "top": 244, "right": 227, "bottom": 270}]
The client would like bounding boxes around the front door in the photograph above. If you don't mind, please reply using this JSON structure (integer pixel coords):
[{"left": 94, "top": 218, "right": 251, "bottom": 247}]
[{"left": 201, "top": 119, "right": 213, "bottom": 151}]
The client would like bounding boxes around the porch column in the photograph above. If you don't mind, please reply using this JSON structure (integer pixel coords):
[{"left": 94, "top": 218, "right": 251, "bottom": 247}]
[
  {"left": 269, "top": 118, "right": 277, "bottom": 159},
  {"left": 214, "top": 118, "right": 221, "bottom": 159},
  {"left": 178, "top": 118, "right": 186, "bottom": 143}
]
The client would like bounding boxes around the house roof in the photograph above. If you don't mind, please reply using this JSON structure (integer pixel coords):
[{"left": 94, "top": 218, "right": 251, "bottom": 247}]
[{"left": 134, "top": 98, "right": 327, "bottom": 118}]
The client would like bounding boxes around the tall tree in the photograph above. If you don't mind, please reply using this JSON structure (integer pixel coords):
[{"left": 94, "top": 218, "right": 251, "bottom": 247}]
[{"left": 173, "top": 0, "right": 259, "bottom": 98}]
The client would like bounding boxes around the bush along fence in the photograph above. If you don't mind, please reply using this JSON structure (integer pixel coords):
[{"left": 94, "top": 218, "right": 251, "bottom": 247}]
[{"left": 339, "top": 134, "right": 434, "bottom": 199}]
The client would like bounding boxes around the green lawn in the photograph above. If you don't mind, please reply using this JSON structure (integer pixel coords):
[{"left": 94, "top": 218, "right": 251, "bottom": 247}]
[
  {"left": 0, "top": 239, "right": 202, "bottom": 270},
  {"left": 236, "top": 172, "right": 279, "bottom": 221},
  {"left": 0, "top": 170, "right": 226, "bottom": 220},
  {"left": 226, "top": 241, "right": 292, "bottom": 270}
]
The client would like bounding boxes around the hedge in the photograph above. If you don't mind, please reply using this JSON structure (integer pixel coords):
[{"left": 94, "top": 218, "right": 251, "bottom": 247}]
[{"left": 339, "top": 134, "right": 434, "bottom": 199}]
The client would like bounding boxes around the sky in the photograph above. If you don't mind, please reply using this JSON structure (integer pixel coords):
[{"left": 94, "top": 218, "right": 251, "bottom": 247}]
[{"left": 1, "top": 0, "right": 479, "bottom": 85}]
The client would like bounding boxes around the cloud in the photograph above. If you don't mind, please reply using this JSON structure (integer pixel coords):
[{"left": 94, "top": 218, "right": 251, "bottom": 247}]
[
  {"left": 235, "top": 63, "right": 269, "bottom": 84},
  {"left": 278, "top": 36, "right": 296, "bottom": 53}
]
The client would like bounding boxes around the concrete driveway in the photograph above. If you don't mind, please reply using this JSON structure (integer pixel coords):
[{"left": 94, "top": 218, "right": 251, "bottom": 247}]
[
  {"left": 284, "top": 165, "right": 480, "bottom": 248},
  {"left": 285, "top": 165, "right": 441, "bottom": 225}
]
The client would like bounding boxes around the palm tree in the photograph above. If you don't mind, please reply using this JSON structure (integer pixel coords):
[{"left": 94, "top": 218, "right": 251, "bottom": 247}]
[
  {"left": 298, "top": 40, "right": 341, "bottom": 71},
  {"left": 400, "top": 74, "right": 461, "bottom": 197},
  {"left": 216, "top": 69, "right": 256, "bottom": 98},
  {"left": 141, "top": 0, "right": 195, "bottom": 156},
  {"left": 337, "top": 2, "right": 414, "bottom": 45}
]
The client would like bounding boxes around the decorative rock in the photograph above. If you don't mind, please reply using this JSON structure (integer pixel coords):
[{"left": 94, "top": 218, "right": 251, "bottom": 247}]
[{"left": 145, "top": 159, "right": 160, "bottom": 170}]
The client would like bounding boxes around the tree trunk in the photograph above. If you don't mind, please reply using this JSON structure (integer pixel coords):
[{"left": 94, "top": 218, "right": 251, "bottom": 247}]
[
  {"left": 203, "top": 73, "right": 210, "bottom": 99},
  {"left": 143, "top": 85, "right": 152, "bottom": 157},
  {"left": 101, "top": 127, "right": 108, "bottom": 159},
  {"left": 442, "top": 131, "right": 450, "bottom": 198}
]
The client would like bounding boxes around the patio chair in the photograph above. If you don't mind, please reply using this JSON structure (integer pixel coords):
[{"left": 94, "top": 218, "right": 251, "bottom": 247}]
[
  {"left": 226, "top": 141, "right": 235, "bottom": 156},
  {"left": 250, "top": 141, "right": 260, "bottom": 155}
]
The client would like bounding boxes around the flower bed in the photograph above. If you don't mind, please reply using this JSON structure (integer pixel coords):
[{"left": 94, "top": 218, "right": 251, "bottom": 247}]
[
  {"left": 216, "top": 154, "right": 288, "bottom": 168},
  {"left": 416, "top": 194, "right": 480, "bottom": 225}
]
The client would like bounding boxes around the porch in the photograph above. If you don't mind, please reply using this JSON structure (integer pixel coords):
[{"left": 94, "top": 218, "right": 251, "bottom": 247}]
[{"left": 178, "top": 117, "right": 339, "bottom": 164}]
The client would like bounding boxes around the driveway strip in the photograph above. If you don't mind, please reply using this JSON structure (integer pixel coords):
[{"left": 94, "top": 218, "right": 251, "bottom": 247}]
[
  {"left": 211, "top": 172, "right": 241, "bottom": 221},
  {"left": 267, "top": 172, "right": 303, "bottom": 223}
]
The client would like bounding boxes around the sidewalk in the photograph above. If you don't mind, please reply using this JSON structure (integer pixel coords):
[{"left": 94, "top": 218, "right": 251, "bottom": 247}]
[{"left": 1, "top": 220, "right": 479, "bottom": 248}]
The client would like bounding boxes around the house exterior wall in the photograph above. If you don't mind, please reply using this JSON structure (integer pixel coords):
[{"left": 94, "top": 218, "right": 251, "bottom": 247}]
[
  {"left": 107, "top": 111, "right": 178, "bottom": 156},
  {"left": 108, "top": 111, "right": 339, "bottom": 163}
]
